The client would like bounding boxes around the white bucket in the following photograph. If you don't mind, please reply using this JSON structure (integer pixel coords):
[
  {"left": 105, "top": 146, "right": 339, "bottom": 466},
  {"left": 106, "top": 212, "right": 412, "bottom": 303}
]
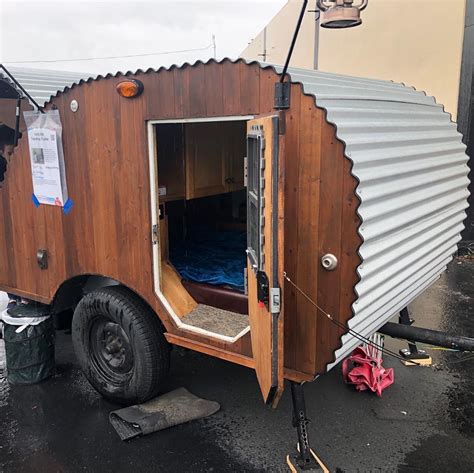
[{"left": 0, "top": 292, "right": 8, "bottom": 314}]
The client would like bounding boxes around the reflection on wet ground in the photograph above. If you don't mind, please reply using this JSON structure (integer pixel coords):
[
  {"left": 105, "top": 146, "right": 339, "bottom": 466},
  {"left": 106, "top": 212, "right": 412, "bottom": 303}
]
[{"left": 0, "top": 260, "right": 473, "bottom": 472}]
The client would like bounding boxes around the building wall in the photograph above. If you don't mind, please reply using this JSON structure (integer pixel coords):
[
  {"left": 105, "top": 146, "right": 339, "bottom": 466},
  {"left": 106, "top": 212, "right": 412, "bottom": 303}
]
[
  {"left": 318, "top": 0, "right": 466, "bottom": 120},
  {"left": 241, "top": 0, "right": 317, "bottom": 69},
  {"left": 241, "top": 0, "right": 466, "bottom": 119}
]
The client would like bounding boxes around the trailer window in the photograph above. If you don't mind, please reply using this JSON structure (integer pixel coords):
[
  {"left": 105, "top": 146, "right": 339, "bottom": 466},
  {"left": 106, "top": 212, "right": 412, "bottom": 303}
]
[{"left": 247, "top": 133, "right": 263, "bottom": 271}]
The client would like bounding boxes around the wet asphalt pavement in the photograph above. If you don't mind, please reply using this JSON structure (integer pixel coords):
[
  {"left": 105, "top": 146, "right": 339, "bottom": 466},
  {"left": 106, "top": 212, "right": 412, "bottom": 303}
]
[{"left": 0, "top": 259, "right": 473, "bottom": 472}]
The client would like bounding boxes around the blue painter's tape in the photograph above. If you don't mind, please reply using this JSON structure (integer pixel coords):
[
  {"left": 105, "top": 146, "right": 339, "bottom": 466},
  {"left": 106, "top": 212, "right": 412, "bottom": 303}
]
[
  {"left": 63, "top": 198, "right": 73, "bottom": 215},
  {"left": 32, "top": 194, "right": 41, "bottom": 208}
]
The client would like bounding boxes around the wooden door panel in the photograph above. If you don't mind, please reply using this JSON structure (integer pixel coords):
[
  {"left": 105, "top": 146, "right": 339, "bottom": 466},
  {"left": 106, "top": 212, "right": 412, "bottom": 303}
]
[{"left": 246, "top": 115, "right": 283, "bottom": 405}]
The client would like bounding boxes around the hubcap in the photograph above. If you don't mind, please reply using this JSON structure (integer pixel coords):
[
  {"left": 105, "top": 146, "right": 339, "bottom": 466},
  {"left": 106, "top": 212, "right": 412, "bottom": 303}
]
[{"left": 90, "top": 319, "right": 134, "bottom": 381}]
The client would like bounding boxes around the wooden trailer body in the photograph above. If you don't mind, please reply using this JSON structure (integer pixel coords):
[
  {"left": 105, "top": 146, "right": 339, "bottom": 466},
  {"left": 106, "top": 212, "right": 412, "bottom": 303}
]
[{"left": 0, "top": 60, "right": 469, "bottom": 403}]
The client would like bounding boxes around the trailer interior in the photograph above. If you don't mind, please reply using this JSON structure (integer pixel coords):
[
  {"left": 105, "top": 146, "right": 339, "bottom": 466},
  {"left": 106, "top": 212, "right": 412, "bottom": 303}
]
[{"left": 154, "top": 119, "right": 251, "bottom": 342}]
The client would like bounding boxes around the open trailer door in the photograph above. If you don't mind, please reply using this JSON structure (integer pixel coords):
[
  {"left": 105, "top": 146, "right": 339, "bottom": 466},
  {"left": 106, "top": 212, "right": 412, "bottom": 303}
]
[{"left": 246, "top": 115, "right": 283, "bottom": 406}]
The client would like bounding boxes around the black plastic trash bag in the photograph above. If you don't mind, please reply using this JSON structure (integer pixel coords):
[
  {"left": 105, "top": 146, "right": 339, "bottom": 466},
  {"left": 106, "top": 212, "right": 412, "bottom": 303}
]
[{"left": 2, "top": 304, "right": 55, "bottom": 385}]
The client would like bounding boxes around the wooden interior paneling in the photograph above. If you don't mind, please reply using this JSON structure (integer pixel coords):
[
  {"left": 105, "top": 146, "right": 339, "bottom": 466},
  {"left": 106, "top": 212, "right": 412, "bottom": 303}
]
[
  {"left": 185, "top": 121, "right": 246, "bottom": 199},
  {"left": 160, "top": 262, "right": 197, "bottom": 318},
  {"left": 185, "top": 122, "right": 227, "bottom": 199},
  {"left": 156, "top": 124, "right": 185, "bottom": 202},
  {"left": 0, "top": 61, "right": 361, "bottom": 382}
]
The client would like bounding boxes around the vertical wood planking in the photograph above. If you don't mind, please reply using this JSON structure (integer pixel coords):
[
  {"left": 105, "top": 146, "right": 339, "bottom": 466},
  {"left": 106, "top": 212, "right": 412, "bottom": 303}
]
[
  {"left": 204, "top": 62, "right": 224, "bottom": 117},
  {"left": 282, "top": 87, "right": 301, "bottom": 371},
  {"left": 239, "top": 63, "right": 260, "bottom": 114},
  {"left": 84, "top": 79, "right": 120, "bottom": 278},
  {"left": 222, "top": 60, "right": 241, "bottom": 116},
  {"left": 258, "top": 68, "right": 277, "bottom": 113},
  {"left": 173, "top": 67, "right": 188, "bottom": 118},
  {"left": 294, "top": 99, "right": 322, "bottom": 373},
  {"left": 143, "top": 69, "right": 176, "bottom": 120},
  {"left": 315, "top": 122, "right": 344, "bottom": 373},
  {"left": 188, "top": 63, "right": 207, "bottom": 117},
  {"left": 60, "top": 83, "right": 94, "bottom": 278}
]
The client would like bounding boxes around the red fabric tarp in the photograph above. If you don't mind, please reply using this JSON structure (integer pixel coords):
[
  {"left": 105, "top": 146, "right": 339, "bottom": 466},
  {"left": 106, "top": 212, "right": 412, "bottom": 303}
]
[{"left": 342, "top": 346, "right": 394, "bottom": 396}]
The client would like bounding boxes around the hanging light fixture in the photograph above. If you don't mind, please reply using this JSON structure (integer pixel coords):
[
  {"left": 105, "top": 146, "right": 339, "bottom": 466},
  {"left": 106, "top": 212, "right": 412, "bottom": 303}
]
[{"left": 317, "top": 0, "right": 368, "bottom": 29}]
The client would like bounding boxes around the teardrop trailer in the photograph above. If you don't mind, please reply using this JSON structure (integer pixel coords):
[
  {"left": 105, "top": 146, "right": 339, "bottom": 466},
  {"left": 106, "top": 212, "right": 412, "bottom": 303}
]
[{"left": 0, "top": 58, "right": 470, "bottom": 469}]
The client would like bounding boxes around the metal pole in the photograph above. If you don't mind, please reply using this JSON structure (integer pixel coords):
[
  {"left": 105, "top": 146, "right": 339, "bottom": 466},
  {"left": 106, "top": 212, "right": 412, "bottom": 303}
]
[
  {"left": 0, "top": 64, "right": 43, "bottom": 112},
  {"left": 263, "top": 27, "right": 267, "bottom": 62},
  {"left": 379, "top": 322, "right": 474, "bottom": 352},
  {"left": 279, "top": 0, "right": 308, "bottom": 83},
  {"left": 313, "top": 8, "right": 320, "bottom": 70}
]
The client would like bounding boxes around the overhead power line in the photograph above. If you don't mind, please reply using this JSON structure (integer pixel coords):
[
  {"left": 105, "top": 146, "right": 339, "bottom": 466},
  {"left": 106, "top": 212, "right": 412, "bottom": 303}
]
[{"left": 4, "top": 44, "right": 214, "bottom": 64}]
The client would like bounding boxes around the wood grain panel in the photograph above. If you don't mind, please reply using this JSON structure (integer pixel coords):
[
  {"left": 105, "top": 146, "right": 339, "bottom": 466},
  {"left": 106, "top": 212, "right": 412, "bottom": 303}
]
[
  {"left": 294, "top": 101, "right": 322, "bottom": 374},
  {"left": 282, "top": 87, "right": 302, "bottom": 371},
  {"left": 246, "top": 115, "right": 283, "bottom": 403},
  {"left": 161, "top": 262, "right": 197, "bottom": 317},
  {"left": 315, "top": 120, "right": 344, "bottom": 374},
  {"left": 239, "top": 63, "right": 260, "bottom": 114},
  {"left": 156, "top": 124, "right": 185, "bottom": 201}
]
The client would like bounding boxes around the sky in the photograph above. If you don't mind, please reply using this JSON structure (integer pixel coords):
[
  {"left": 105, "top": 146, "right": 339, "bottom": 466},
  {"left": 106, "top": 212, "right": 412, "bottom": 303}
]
[{"left": 0, "top": 0, "right": 287, "bottom": 75}]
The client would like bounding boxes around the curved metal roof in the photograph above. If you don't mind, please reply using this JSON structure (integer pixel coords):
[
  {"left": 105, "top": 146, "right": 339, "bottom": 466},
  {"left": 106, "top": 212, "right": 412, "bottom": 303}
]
[
  {"left": 0, "top": 66, "right": 90, "bottom": 107},
  {"left": 1, "top": 59, "right": 469, "bottom": 371}
]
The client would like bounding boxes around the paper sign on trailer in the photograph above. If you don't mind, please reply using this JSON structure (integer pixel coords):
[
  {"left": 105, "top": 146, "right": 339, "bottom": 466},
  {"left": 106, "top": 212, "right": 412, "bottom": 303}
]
[{"left": 24, "top": 110, "right": 68, "bottom": 207}]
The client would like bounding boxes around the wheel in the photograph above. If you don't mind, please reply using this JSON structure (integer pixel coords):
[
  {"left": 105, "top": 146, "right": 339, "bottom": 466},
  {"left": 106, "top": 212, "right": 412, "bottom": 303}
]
[{"left": 72, "top": 286, "right": 169, "bottom": 404}]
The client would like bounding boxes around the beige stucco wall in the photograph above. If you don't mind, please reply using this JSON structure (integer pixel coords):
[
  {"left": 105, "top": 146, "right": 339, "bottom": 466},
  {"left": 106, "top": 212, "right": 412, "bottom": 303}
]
[
  {"left": 241, "top": 0, "right": 466, "bottom": 119},
  {"left": 241, "top": 0, "right": 317, "bottom": 69}
]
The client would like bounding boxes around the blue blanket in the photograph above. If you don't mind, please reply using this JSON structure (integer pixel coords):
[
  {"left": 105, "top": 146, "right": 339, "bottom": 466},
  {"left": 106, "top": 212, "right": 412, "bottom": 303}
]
[{"left": 169, "top": 229, "right": 247, "bottom": 292}]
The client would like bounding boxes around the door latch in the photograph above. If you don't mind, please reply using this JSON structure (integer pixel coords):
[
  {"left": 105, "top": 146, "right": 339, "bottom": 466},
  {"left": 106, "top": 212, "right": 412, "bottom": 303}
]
[
  {"left": 256, "top": 270, "right": 269, "bottom": 310},
  {"left": 270, "top": 288, "right": 281, "bottom": 314}
]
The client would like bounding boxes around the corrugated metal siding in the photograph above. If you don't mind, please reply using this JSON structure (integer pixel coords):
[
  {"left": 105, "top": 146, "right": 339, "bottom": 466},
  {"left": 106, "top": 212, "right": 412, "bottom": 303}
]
[
  {"left": 282, "top": 67, "right": 470, "bottom": 370},
  {"left": 2, "top": 60, "right": 469, "bottom": 371}
]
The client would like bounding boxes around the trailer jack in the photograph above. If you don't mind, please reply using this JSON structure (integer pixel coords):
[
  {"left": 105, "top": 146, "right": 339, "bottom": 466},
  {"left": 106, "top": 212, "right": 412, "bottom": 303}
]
[
  {"left": 286, "top": 382, "right": 328, "bottom": 472},
  {"left": 397, "top": 308, "right": 432, "bottom": 365}
]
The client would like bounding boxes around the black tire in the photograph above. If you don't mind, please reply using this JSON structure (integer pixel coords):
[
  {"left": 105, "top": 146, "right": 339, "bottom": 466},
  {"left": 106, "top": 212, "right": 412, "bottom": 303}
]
[{"left": 72, "top": 286, "right": 169, "bottom": 405}]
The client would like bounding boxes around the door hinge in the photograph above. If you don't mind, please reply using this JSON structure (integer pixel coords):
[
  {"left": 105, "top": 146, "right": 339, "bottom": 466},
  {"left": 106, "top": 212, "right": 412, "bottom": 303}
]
[
  {"left": 270, "top": 287, "right": 281, "bottom": 314},
  {"left": 244, "top": 156, "right": 248, "bottom": 187},
  {"left": 152, "top": 224, "right": 158, "bottom": 245}
]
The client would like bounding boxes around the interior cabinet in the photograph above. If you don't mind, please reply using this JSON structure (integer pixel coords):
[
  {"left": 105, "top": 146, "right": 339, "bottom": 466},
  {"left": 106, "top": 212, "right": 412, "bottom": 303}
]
[
  {"left": 185, "top": 122, "right": 227, "bottom": 199},
  {"left": 185, "top": 121, "right": 246, "bottom": 199},
  {"left": 156, "top": 120, "right": 246, "bottom": 202}
]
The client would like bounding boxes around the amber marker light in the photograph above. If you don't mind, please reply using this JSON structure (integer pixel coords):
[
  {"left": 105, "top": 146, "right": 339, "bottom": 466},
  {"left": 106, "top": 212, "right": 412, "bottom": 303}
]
[{"left": 116, "top": 79, "right": 144, "bottom": 98}]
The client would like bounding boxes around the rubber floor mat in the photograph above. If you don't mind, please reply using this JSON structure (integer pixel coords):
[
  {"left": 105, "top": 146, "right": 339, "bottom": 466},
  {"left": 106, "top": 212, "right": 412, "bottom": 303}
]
[{"left": 109, "top": 387, "right": 220, "bottom": 441}]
